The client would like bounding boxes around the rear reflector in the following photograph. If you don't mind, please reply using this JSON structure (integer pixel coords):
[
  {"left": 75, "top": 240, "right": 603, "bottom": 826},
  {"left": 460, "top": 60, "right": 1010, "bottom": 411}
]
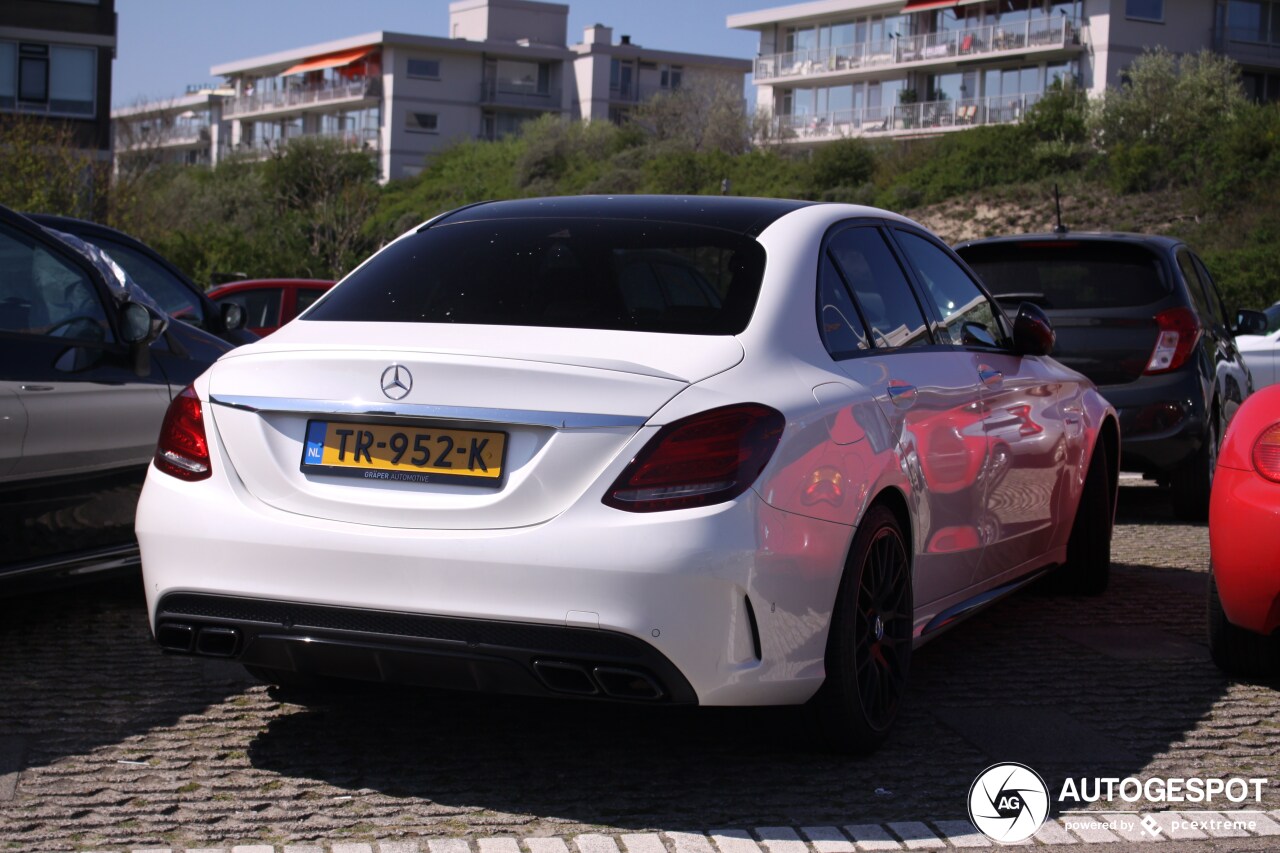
[
  {"left": 604, "top": 404, "right": 785, "bottom": 512},
  {"left": 1254, "top": 422, "right": 1280, "bottom": 483},
  {"left": 154, "top": 385, "right": 211, "bottom": 481},
  {"left": 1144, "top": 307, "right": 1202, "bottom": 374}
]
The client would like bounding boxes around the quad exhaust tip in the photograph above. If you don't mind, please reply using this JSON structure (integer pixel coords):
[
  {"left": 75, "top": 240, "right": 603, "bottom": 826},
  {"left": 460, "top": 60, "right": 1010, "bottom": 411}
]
[
  {"left": 156, "top": 621, "right": 240, "bottom": 658},
  {"left": 532, "top": 660, "right": 664, "bottom": 700}
]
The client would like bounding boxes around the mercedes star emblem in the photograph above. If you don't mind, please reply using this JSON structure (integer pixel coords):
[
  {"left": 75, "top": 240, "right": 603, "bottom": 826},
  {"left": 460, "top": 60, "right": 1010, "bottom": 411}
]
[{"left": 380, "top": 364, "right": 412, "bottom": 400}]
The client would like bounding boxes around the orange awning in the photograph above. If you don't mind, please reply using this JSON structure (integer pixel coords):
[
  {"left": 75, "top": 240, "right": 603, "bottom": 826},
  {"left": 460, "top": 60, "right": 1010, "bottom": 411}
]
[
  {"left": 903, "top": 0, "right": 985, "bottom": 9},
  {"left": 282, "top": 46, "right": 376, "bottom": 77}
]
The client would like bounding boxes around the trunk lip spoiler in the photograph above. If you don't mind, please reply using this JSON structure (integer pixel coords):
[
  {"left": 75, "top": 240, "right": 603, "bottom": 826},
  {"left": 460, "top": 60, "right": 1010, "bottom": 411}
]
[{"left": 209, "top": 394, "right": 649, "bottom": 430}]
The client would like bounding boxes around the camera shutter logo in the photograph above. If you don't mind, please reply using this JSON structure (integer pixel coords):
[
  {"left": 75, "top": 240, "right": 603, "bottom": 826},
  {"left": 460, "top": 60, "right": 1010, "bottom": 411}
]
[{"left": 968, "top": 762, "right": 1050, "bottom": 843}]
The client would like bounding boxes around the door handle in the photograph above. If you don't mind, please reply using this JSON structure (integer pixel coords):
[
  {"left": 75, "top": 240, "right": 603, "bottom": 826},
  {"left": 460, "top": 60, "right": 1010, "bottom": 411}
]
[
  {"left": 887, "top": 380, "right": 917, "bottom": 408},
  {"left": 977, "top": 365, "right": 1003, "bottom": 386},
  {"left": 20, "top": 385, "right": 54, "bottom": 392}
]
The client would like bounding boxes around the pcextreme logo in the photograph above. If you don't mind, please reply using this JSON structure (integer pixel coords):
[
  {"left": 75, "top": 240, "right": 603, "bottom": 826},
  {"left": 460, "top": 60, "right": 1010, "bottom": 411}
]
[{"left": 967, "top": 763, "right": 1051, "bottom": 843}]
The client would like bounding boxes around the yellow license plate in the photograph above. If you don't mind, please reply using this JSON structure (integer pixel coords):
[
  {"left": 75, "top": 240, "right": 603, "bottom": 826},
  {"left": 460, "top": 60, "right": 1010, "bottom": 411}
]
[{"left": 301, "top": 420, "right": 506, "bottom": 486}]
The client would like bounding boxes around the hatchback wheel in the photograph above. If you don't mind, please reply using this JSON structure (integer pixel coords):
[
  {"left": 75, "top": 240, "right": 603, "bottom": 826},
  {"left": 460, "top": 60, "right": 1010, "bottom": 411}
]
[
  {"left": 810, "top": 504, "right": 913, "bottom": 754},
  {"left": 1170, "top": 415, "right": 1217, "bottom": 522},
  {"left": 1207, "top": 570, "right": 1280, "bottom": 677}
]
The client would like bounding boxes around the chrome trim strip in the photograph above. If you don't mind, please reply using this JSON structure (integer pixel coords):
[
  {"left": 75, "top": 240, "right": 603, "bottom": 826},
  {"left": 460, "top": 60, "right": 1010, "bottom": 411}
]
[{"left": 209, "top": 394, "right": 648, "bottom": 430}]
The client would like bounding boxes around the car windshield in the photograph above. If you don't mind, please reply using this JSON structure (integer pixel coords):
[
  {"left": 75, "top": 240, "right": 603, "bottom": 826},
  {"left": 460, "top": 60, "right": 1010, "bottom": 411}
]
[
  {"left": 305, "top": 218, "right": 766, "bottom": 335},
  {"left": 960, "top": 241, "right": 1171, "bottom": 310},
  {"left": 1266, "top": 303, "right": 1280, "bottom": 333}
]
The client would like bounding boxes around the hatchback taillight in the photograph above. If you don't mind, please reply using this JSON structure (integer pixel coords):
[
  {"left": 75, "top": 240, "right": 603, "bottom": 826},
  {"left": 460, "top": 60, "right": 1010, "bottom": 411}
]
[
  {"left": 1253, "top": 422, "right": 1280, "bottom": 483},
  {"left": 603, "top": 404, "right": 785, "bottom": 512},
  {"left": 154, "top": 385, "right": 211, "bottom": 481},
  {"left": 1144, "top": 307, "right": 1202, "bottom": 374}
]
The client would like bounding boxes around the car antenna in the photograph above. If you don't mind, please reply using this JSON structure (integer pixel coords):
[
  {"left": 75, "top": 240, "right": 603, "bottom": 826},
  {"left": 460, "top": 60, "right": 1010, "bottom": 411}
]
[{"left": 1053, "top": 184, "right": 1068, "bottom": 234}]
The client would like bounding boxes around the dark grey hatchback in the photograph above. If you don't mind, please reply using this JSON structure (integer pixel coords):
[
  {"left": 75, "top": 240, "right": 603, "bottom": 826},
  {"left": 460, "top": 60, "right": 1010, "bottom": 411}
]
[{"left": 955, "top": 232, "right": 1264, "bottom": 520}]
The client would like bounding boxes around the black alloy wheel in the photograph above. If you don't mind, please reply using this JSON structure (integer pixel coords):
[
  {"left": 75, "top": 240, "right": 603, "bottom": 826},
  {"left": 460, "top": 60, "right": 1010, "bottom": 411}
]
[{"left": 811, "top": 504, "right": 913, "bottom": 754}]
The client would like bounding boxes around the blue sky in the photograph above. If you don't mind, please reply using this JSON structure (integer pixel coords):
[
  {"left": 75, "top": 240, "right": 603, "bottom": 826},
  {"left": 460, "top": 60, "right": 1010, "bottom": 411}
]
[{"left": 112, "top": 0, "right": 780, "bottom": 108}]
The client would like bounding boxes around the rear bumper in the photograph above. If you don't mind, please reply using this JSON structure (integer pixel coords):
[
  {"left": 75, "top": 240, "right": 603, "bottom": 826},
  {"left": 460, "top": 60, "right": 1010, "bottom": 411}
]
[
  {"left": 1101, "top": 369, "right": 1209, "bottom": 476},
  {"left": 154, "top": 592, "right": 696, "bottom": 703},
  {"left": 1210, "top": 466, "right": 1280, "bottom": 635},
  {"left": 136, "top": 459, "right": 853, "bottom": 707}
]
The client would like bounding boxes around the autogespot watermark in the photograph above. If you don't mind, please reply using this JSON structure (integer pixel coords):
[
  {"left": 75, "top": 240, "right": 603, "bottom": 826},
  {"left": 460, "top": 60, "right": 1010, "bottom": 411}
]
[{"left": 967, "top": 765, "right": 1271, "bottom": 844}]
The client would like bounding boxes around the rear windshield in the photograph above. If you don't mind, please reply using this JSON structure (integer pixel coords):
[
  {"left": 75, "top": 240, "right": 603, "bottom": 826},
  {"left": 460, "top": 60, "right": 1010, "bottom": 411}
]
[
  {"left": 959, "top": 241, "right": 1171, "bottom": 310},
  {"left": 305, "top": 218, "right": 766, "bottom": 334}
]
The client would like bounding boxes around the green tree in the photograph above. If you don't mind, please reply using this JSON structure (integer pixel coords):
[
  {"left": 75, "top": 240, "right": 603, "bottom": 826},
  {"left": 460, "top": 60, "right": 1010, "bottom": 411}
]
[{"left": 0, "top": 115, "right": 108, "bottom": 218}]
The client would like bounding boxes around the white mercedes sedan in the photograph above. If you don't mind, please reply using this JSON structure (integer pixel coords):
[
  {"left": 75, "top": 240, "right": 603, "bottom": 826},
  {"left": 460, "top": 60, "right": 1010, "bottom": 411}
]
[{"left": 136, "top": 196, "right": 1118, "bottom": 753}]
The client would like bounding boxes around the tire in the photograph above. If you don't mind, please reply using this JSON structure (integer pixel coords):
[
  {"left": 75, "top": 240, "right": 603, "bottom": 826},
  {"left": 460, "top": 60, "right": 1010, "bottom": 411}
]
[
  {"left": 809, "top": 504, "right": 913, "bottom": 754},
  {"left": 1208, "top": 569, "right": 1280, "bottom": 677},
  {"left": 1170, "top": 414, "right": 1217, "bottom": 522},
  {"left": 1060, "top": 439, "right": 1112, "bottom": 595}
]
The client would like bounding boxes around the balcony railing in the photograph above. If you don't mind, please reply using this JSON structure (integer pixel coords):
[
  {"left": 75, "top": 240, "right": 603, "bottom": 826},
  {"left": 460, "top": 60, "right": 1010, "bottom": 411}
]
[
  {"left": 224, "top": 79, "right": 381, "bottom": 118},
  {"left": 120, "top": 124, "right": 211, "bottom": 149},
  {"left": 479, "top": 80, "right": 561, "bottom": 109},
  {"left": 755, "top": 17, "right": 1077, "bottom": 81},
  {"left": 1213, "top": 26, "right": 1280, "bottom": 66},
  {"left": 775, "top": 92, "right": 1043, "bottom": 140},
  {"left": 230, "top": 126, "right": 381, "bottom": 158}
]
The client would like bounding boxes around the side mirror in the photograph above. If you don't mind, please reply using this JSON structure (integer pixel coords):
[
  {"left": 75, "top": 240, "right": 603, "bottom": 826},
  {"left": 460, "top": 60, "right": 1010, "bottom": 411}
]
[
  {"left": 120, "top": 300, "right": 168, "bottom": 345},
  {"left": 1012, "top": 301, "right": 1055, "bottom": 357},
  {"left": 961, "top": 321, "right": 998, "bottom": 348},
  {"left": 119, "top": 301, "right": 169, "bottom": 376},
  {"left": 221, "top": 301, "right": 246, "bottom": 331},
  {"left": 1233, "top": 309, "right": 1268, "bottom": 337}
]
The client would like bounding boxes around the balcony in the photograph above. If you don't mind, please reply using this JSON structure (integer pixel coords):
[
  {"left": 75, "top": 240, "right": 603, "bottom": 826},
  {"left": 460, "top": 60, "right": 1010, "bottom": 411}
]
[
  {"left": 120, "top": 124, "right": 211, "bottom": 150},
  {"left": 754, "top": 17, "right": 1078, "bottom": 83},
  {"left": 774, "top": 92, "right": 1043, "bottom": 142},
  {"left": 479, "top": 80, "right": 562, "bottom": 110},
  {"left": 1213, "top": 27, "right": 1280, "bottom": 69},
  {"left": 228, "top": 126, "right": 380, "bottom": 160},
  {"left": 223, "top": 79, "right": 381, "bottom": 118}
]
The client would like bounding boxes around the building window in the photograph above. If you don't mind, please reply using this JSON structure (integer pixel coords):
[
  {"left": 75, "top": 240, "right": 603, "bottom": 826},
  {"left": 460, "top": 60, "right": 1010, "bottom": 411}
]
[
  {"left": 407, "top": 58, "right": 440, "bottom": 79},
  {"left": 406, "top": 111, "right": 438, "bottom": 133},
  {"left": 1, "top": 42, "right": 95, "bottom": 115},
  {"left": 660, "top": 65, "right": 683, "bottom": 89},
  {"left": 18, "top": 44, "right": 49, "bottom": 103},
  {"left": 1125, "top": 0, "right": 1164, "bottom": 21}
]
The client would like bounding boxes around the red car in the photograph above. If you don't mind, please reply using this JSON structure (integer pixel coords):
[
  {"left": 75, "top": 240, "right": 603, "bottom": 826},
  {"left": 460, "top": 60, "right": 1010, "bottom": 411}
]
[
  {"left": 207, "top": 279, "right": 334, "bottom": 336},
  {"left": 1208, "top": 383, "right": 1280, "bottom": 675}
]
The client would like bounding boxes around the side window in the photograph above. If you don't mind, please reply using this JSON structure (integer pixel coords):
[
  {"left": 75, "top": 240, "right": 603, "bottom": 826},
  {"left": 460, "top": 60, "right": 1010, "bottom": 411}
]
[
  {"left": 294, "top": 287, "right": 325, "bottom": 315},
  {"left": 217, "top": 289, "right": 282, "bottom": 329},
  {"left": 894, "top": 230, "right": 1001, "bottom": 347},
  {"left": 818, "top": 253, "right": 870, "bottom": 356},
  {"left": 827, "top": 227, "right": 931, "bottom": 349},
  {"left": 1175, "top": 250, "right": 1213, "bottom": 321},
  {"left": 1191, "top": 254, "right": 1230, "bottom": 329},
  {"left": 0, "top": 224, "right": 111, "bottom": 342},
  {"left": 92, "top": 237, "right": 206, "bottom": 329}
]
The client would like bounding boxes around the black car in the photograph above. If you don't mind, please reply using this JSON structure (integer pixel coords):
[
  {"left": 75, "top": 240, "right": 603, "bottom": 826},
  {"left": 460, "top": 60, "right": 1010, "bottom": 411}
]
[
  {"left": 26, "top": 214, "right": 256, "bottom": 347},
  {"left": 0, "top": 204, "right": 233, "bottom": 590},
  {"left": 955, "top": 232, "right": 1265, "bottom": 520}
]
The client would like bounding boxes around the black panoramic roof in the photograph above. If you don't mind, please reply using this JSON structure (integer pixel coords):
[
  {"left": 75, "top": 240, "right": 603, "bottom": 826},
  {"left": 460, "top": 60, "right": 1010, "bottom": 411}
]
[
  {"left": 431, "top": 195, "right": 814, "bottom": 238},
  {"left": 955, "top": 231, "right": 1184, "bottom": 252}
]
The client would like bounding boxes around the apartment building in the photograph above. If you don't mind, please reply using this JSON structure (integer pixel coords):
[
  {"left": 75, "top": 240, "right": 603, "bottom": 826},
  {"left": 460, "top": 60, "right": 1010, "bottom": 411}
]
[
  {"left": 1, "top": 0, "right": 116, "bottom": 158},
  {"left": 113, "top": 0, "right": 750, "bottom": 182},
  {"left": 728, "top": 0, "right": 1280, "bottom": 144}
]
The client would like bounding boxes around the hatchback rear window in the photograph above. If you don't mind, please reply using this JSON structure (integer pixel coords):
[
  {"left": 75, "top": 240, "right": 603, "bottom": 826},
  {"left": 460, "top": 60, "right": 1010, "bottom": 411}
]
[
  {"left": 959, "top": 242, "right": 1170, "bottom": 310},
  {"left": 305, "top": 218, "right": 766, "bottom": 335}
]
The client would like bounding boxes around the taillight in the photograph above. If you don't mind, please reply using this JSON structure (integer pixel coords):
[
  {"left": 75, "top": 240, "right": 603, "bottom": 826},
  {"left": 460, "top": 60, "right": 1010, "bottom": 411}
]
[
  {"left": 1253, "top": 422, "right": 1280, "bottom": 483},
  {"left": 603, "top": 404, "right": 785, "bottom": 512},
  {"left": 154, "top": 385, "right": 211, "bottom": 481},
  {"left": 1144, "top": 307, "right": 1202, "bottom": 374}
]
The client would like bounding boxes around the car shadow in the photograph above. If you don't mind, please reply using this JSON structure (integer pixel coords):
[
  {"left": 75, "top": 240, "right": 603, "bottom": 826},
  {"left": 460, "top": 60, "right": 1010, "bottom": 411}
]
[{"left": 240, "top": 486, "right": 1274, "bottom": 829}]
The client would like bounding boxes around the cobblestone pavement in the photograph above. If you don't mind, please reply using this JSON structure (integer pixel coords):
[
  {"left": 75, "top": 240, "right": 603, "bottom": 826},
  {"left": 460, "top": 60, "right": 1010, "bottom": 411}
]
[{"left": 0, "top": 484, "right": 1276, "bottom": 852}]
